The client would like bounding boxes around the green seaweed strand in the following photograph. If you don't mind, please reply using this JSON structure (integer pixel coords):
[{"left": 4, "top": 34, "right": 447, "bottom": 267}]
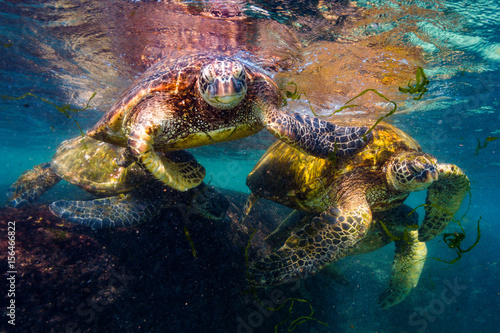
[
  {"left": 377, "top": 220, "right": 399, "bottom": 242},
  {"left": 398, "top": 67, "right": 429, "bottom": 100},
  {"left": 315, "top": 89, "right": 398, "bottom": 141},
  {"left": 274, "top": 297, "right": 327, "bottom": 333},
  {"left": 183, "top": 226, "right": 198, "bottom": 259},
  {"left": 434, "top": 217, "right": 481, "bottom": 265},
  {"left": 1, "top": 92, "right": 97, "bottom": 136},
  {"left": 285, "top": 82, "right": 302, "bottom": 101},
  {"left": 284, "top": 68, "right": 430, "bottom": 142},
  {"left": 348, "top": 89, "right": 398, "bottom": 140},
  {"left": 408, "top": 200, "right": 481, "bottom": 265},
  {"left": 475, "top": 136, "right": 499, "bottom": 156},
  {"left": 243, "top": 229, "right": 327, "bottom": 332},
  {"left": 282, "top": 82, "right": 398, "bottom": 141}
]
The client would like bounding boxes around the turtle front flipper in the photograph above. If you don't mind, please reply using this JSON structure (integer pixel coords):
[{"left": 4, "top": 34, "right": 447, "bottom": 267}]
[
  {"left": 162, "top": 150, "right": 207, "bottom": 190},
  {"left": 419, "top": 163, "right": 470, "bottom": 242},
  {"left": 128, "top": 124, "right": 206, "bottom": 191},
  {"left": 379, "top": 231, "right": 427, "bottom": 309},
  {"left": 250, "top": 195, "right": 372, "bottom": 286},
  {"left": 7, "top": 163, "right": 61, "bottom": 208},
  {"left": 49, "top": 193, "right": 162, "bottom": 230},
  {"left": 263, "top": 110, "right": 373, "bottom": 159},
  {"left": 376, "top": 206, "right": 427, "bottom": 309}
]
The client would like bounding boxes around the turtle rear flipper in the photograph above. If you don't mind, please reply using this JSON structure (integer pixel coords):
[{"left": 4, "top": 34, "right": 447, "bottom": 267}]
[
  {"left": 264, "top": 110, "right": 373, "bottom": 159},
  {"left": 7, "top": 163, "right": 61, "bottom": 208},
  {"left": 128, "top": 124, "right": 206, "bottom": 191},
  {"left": 419, "top": 163, "right": 470, "bottom": 242},
  {"left": 378, "top": 229, "right": 427, "bottom": 309},
  {"left": 49, "top": 193, "right": 161, "bottom": 230}
]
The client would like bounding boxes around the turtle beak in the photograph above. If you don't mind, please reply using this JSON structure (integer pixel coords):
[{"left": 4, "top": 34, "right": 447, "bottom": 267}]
[
  {"left": 206, "top": 77, "right": 246, "bottom": 108},
  {"left": 416, "top": 165, "right": 439, "bottom": 183},
  {"left": 429, "top": 166, "right": 439, "bottom": 181}
]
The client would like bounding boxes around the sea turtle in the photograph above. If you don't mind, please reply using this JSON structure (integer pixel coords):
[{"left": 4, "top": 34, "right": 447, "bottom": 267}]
[
  {"left": 87, "top": 53, "right": 372, "bottom": 191},
  {"left": 7, "top": 136, "right": 229, "bottom": 229},
  {"left": 266, "top": 205, "right": 427, "bottom": 308},
  {"left": 243, "top": 120, "right": 469, "bottom": 287}
]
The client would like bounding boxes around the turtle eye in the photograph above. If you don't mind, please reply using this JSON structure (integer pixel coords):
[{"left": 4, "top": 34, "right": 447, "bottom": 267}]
[
  {"left": 233, "top": 63, "right": 246, "bottom": 81},
  {"left": 201, "top": 64, "right": 216, "bottom": 82},
  {"left": 407, "top": 163, "right": 420, "bottom": 175},
  {"left": 231, "top": 77, "right": 246, "bottom": 94},
  {"left": 199, "top": 65, "right": 215, "bottom": 95}
]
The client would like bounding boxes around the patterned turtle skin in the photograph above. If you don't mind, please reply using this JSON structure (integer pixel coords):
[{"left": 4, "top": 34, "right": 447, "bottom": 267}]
[
  {"left": 87, "top": 53, "right": 372, "bottom": 191},
  {"left": 7, "top": 136, "right": 228, "bottom": 229},
  {"left": 266, "top": 205, "right": 427, "bottom": 308},
  {"left": 243, "top": 120, "right": 469, "bottom": 289}
]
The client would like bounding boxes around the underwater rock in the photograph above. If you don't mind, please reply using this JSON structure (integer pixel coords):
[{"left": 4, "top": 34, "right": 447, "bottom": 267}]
[{"left": 0, "top": 190, "right": 300, "bottom": 332}]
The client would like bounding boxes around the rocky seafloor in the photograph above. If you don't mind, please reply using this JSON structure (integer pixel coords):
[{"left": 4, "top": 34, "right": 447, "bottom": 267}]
[{"left": 1, "top": 188, "right": 341, "bottom": 333}]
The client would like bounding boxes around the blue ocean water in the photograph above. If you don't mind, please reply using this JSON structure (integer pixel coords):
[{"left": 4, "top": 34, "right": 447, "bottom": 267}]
[{"left": 0, "top": 0, "right": 498, "bottom": 332}]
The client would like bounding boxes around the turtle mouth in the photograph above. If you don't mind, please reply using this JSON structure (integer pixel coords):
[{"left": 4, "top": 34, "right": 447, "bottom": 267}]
[
  {"left": 418, "top": 165, "right": 438, "bottom": 182},
  {"left": 206, "top": 93, "right": 245, "bottom": 106}
]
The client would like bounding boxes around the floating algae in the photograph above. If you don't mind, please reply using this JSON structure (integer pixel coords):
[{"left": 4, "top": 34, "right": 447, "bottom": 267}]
[
  {"left": 475, "top": 136, "right": 499, "bottom": 156},
  {"left": 408, "top": 195, "right": 482, "bottom": 265},
  {"left": 183, "top": 226, "right": 198, "bottom": 259},
  {"left": 1, "top": 92, "right": 96, "bottom": 136},
  {"left": 398, "top": 67, "right": 429, "bottom": 100},
  {"left": 435, "top": 217, "right": 481, "bottom": 265},
  {"left": 244, "top": 229, "right": 327, "bottom": 332}
]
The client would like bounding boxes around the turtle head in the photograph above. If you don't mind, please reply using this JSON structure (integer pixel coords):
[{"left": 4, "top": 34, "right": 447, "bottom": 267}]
[
  {"left": 198, "top": 58, "right": 247, "bottom": 109},
  {"left": 386, "top": 152, "right": 438, "bottom": 192}
]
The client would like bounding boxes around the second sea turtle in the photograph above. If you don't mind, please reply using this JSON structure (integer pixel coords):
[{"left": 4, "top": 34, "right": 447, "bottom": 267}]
[
  {"left": 243, "top": 120, "right": 469, "bottom": 287},
  {"left": 7, "top": 136, "right": 228, "bottom": 229}
]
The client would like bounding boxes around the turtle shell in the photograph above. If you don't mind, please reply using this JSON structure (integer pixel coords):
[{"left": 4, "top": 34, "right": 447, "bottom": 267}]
[
  {"left": 246, "top": 121, "right": 421, "bottom": 211},
  {"left": 87, "top": 53, "right": 278, "bottom": 150},
  {"left": 51, "top": 136, "right": 149, "bottom": 196}
]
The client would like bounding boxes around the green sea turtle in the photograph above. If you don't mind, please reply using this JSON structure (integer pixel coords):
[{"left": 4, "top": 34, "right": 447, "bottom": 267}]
[
  {"left": 243, "top": 120, "right": 469, "bottom": 287},
  {"left": 7, "top": 136, "right": 228, "bottom": 229},
  {"left": 87, "top": 53, "right": 372, "bottom": 191},
  {"left": 266, "top": 205, "right": 427, "bottom": 308}
]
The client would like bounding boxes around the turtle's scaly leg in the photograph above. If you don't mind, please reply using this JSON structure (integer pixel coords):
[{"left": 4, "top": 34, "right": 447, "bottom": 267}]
[
  {"left": 263, "top": 110, "right": 373, "bottom": 159},
  {"left": 250, "top": 190, "right": 372, "bottom": 286},
  {"left": 374, "top": 206, "right": 427, "bottom": 309},
  {"left": 7, "top": 163, "right": 61, "bottom": 208},
  {"left": 49, "top": 193, "right": 161, "bottom": 230},
  {"left": 379, "top": 229, "right": 427, "bottom": 308},
  {"left": 419, "top": 163, "right": 470, "bottom": 242},
  {"left": 128, "top": 122, "right": 205, "bottom": 191}
]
